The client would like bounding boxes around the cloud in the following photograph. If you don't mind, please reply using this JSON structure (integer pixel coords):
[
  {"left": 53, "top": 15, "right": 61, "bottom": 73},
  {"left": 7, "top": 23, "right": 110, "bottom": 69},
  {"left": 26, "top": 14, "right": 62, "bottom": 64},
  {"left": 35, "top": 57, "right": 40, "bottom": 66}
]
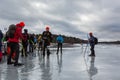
[{"left": 0, "top": 0, "right": 120, "bottom": 41}]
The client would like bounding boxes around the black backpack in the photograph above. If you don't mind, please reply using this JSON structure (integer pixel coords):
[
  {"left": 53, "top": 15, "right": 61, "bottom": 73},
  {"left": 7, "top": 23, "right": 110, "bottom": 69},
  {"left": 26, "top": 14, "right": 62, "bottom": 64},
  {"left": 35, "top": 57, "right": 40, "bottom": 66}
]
[
  {"left": 94, "top": 37, "right": 98, "bottom": 44},
  {"left": 7, "top": 24, "right": 16, "bottom": 38}
]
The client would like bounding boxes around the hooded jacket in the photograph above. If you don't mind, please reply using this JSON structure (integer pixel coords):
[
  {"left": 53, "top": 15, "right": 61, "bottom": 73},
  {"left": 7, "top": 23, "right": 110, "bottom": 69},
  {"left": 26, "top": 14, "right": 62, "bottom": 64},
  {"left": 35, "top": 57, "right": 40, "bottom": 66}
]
[{"left": 8, "top": 25, "right": 24, "bottom": 43}]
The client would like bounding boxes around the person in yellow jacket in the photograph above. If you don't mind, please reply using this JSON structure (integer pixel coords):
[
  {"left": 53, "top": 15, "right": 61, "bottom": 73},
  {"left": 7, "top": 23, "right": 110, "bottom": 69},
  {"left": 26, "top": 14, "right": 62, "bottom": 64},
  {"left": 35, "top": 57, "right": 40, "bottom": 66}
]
[{"left": 37, "top": 34, "right": 43, "bottom": 51}]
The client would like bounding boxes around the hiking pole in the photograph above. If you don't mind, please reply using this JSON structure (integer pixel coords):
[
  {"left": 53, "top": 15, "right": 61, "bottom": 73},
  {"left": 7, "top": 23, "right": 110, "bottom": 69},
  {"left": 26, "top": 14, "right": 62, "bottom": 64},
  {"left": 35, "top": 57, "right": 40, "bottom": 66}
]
[
  {"left": 84, "top": 34, "right": 89, "bottom": 57},
  {"left": 80, "top": 40, "right": 84, "bottom": 54}
]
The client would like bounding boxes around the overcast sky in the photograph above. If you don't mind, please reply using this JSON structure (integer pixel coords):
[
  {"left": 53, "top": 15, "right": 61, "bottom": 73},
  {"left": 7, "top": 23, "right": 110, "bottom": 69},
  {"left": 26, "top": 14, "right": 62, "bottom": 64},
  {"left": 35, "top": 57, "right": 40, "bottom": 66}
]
[{"left": 0, "top": 0, "right": 120, "bottom": 41}]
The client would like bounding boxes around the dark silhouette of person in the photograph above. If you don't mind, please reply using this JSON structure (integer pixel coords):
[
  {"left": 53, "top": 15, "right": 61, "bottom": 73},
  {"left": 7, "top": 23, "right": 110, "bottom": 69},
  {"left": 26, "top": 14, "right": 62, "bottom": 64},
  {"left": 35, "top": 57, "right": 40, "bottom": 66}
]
[
  {"left": 42, "top": 26, "right": 52, "bottom": 58},
  {"left": 56, "top": 34, "right": 64, "bottom": 54},
  {"left": 21, "top": 29, "right": 29, "bottom": 57},
  {"left": 89, "top": 32, "right": 96, "bottom": 56}
]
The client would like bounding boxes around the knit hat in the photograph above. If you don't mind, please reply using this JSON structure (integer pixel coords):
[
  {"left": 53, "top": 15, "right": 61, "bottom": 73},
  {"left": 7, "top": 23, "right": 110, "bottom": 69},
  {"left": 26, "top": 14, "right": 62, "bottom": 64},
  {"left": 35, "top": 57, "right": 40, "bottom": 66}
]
[
  {"left": 89, "top": 32, "right": 93, "bottom": 35},
  {"left": 46, "top": 26, "right": 49, "bottom": 31},
  {"left": 19, "top": 21, "right": 25, "bottom": 27}
]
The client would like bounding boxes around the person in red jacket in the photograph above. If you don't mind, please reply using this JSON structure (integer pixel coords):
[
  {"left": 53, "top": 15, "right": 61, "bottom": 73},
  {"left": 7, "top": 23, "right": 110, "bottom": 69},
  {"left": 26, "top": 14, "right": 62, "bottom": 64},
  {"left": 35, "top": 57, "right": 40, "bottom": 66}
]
[{"left": 7, "top": 22, "right": 25, "bottom": 66}]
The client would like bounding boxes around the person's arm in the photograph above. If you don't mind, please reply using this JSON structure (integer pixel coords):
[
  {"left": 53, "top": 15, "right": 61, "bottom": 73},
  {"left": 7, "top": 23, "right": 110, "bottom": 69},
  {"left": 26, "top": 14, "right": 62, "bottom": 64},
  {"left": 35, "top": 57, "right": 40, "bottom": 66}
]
[
  {"left": 16, "top": 27, "right": 24, "bottom": 40},
  {"left": 50, "top": 32, "right": 53, "bottom": 42}
]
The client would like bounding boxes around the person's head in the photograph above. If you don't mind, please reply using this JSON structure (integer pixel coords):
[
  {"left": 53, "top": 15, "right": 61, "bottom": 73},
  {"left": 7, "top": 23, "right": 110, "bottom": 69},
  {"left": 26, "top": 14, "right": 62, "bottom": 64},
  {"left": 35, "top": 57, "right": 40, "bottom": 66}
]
[
  {"left": 16, "top": 21, "right": 25, "bottom": 28},
  {"left": 19, "top": 21, "right": 25, "bottom": 27},
  {"left": 46, "top": 26, "right": 49, "bottom": 31},
  {"left": 59, "top": 34, "right": 61, "bottom": 36},
  {"left": 89, "top": 32, "right": 93, "bottom": 37},
  {"left": 9, "top": 24, "right": 16, "bottom": 29},
  {"left": 24, "top": 29, "right": 28, "bottom": 33},
  {"left": 0, "top": 30, "right": 2, "bottom": 34}
]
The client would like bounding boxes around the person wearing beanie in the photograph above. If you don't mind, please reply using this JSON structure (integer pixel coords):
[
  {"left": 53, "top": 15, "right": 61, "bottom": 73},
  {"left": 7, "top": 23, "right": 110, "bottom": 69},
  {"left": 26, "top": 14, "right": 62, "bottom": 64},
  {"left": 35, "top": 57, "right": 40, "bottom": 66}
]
[
  {"left": 37, "top": 34, "right": 43, "bottom": 51},
  {"left": 42, "top": 26, "right": 53, "bottom": 58},
  {"left": 7, "top": 22, "right": 25, "bottom": 66},
  {"left": 88, "top": 32, "right": 96, "bottom": 57},
  {"left": 21, "top": 29, "right": 29, "bottom": 57}
]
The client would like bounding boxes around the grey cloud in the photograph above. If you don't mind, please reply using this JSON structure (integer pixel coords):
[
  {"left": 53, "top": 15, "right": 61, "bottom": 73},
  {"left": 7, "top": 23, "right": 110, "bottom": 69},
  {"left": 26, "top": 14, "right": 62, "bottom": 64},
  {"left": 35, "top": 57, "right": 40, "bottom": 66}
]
[{"left": 0, "top": 0, "right": 120, "bottom": 41}]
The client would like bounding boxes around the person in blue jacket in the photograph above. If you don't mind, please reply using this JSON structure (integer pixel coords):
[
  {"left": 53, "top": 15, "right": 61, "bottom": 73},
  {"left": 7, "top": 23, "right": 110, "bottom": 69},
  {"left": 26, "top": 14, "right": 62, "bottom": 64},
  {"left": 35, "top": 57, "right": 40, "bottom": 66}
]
[{"left": 56, "top": 34, "right": 64, "bottom": 54}]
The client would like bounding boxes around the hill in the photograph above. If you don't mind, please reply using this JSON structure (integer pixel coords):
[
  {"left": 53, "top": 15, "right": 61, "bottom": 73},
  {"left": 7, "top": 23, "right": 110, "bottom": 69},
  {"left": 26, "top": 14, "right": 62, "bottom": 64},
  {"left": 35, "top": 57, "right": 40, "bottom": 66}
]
[{"left": 52, "top": 34, "right": 87, "bottom": 44}]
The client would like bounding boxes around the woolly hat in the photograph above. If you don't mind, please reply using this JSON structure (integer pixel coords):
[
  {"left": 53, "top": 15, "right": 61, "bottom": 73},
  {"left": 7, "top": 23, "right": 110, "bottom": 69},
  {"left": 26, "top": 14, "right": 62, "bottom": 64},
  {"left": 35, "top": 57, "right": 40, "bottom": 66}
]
[
  {"left": 46, "top": 26, "right": 49, "bottom": 30},
  {"left": 16, "top": 21, "right": 25, "bottom": 27},
  {"left": 19, "top": 21, "right": 25, "bottom": 27},
  {"left": 89, "top": 32, "right": 93, "bottom": 35}
]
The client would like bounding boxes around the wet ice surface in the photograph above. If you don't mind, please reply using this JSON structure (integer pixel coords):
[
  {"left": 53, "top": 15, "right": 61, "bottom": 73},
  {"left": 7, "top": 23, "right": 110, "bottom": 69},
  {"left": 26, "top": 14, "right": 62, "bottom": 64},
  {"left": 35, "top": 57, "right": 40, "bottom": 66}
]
[{"left": 0, "top": 44, "right": 120, "bottom": 80}]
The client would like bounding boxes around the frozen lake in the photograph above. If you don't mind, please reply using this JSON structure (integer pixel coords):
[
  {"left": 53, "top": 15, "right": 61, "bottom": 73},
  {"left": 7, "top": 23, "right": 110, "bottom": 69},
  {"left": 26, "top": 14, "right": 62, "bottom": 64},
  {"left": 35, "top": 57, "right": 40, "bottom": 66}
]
[{"left": 0, "top": 44, "right": 120, "bottom": 80}]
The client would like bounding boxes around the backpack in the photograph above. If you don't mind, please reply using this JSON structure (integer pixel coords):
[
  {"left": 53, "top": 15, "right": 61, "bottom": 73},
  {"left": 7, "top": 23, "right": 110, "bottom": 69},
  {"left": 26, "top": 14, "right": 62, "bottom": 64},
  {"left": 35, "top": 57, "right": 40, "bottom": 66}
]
[
  {"left": 94, "top": 37, "right": 98, "bottom": 44},
  {"left": 7, "top": 24, "right": 16, "bottom": 38}
]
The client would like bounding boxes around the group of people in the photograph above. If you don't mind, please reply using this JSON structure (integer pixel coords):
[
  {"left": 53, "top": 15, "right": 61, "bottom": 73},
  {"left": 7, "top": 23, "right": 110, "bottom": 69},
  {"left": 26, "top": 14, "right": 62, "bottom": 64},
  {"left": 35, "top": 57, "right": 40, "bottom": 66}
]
[
  {"left": 0, "top": 22, "right": 65, "bottom": 66},
  {"left": 0, "top": 21, "right": 97, "bottom": 67}
]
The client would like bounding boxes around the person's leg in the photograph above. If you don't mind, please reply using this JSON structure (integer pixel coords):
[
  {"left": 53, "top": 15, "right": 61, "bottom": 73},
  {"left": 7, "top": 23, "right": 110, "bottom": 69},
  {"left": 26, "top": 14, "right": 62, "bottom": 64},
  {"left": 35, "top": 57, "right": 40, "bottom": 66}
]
[
  {"left": 40, "top": 41, "right": 43, "bottom": 51},
  {"left": 43, "top": 42, "right": 46, "bottom": 57},
  {"left": 57, "top": 43, "right": 60, "bottom": 54},
  {"left": 14, "top": 43, "right": 19, "bottom": 64},
  {"left": 47, "top": 47, "right": 50, "bottom": 57},
  {"left": 14, "top": 43, "right": 23, "bottom": 66},
  {"left": 21, "top": 43, "right": 24, "bottom": 57},
  {"left": 91, "top": 45, "right": 95, "bottom": 56},
  {"left": 7, "top": 42, "right": 14, "bottom": 64},
  {"left": 29, "top": 44, "right": 31, "bottom": 52},
  {"left": 38, "top": 42, "right": 40, "bottom": 51},
  {"left": 31, "top": 44, "right": 34, "bottom": 52},
  {"left": 90, "top": 45, "right": 95, "bottom": 56},
  {"left": 60, "top": 43, "right": 62, "bottom": 54},
  {"left": 24, "top": 43, "right": 28, "bottom": 57}
]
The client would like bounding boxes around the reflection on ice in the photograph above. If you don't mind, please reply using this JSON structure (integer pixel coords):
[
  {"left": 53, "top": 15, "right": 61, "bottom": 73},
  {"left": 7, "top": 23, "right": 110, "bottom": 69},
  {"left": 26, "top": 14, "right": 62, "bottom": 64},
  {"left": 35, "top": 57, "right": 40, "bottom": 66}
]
[
  {"left": 0, "top": 44, "right": 120, "bottom": 80},
  {"left": 57, "top": 54, "right": 62, "bottom": 74},
  {"left": 88, "top": 57, "right": 98, "bottom": 80}
]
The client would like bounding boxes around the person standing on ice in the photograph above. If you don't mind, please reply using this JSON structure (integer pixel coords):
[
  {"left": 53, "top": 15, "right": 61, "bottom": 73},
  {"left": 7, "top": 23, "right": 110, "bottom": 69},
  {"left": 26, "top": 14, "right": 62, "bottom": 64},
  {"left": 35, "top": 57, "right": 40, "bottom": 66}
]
[
  {"left": 42, "top": 26, "right": 52, "bottom": 58},
  {"left": 88, "top": 32, "right": 97, "bottom": 57},
  {"left": 56, "top": 34, "right": 64, "bottom": 54},
  {"left": 21, "top": 29, "right": 29, "bottom": 57},
  {"left": 7, "top": 22, "right": 25, "bottom": 66}
]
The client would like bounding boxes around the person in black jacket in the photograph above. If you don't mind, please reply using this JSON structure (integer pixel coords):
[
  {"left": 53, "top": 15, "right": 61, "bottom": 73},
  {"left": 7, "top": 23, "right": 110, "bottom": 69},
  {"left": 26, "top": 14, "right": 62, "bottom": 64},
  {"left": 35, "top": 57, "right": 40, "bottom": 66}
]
[
  {"left": 42, "top": 26, "right": 52, "bottom": 57},
  {"left": 21, "top": 29, "right": 29, "bottom": 57},
  {"left": 89, "top": 32, "right": 96, "bottom": 56}
]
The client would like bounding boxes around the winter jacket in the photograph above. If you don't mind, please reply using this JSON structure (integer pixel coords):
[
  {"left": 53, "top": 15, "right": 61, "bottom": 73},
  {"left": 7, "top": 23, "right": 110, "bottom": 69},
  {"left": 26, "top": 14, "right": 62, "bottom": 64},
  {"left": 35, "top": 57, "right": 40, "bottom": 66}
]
[
  {"left": 89, "top": 36, "right": 95, "bottom": 46},
  {"left": 8, "top": 26, "right": 24, "bottom": 43},
  {"left": 56, "top": 35, "right": 64, "bottom": 43}
]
